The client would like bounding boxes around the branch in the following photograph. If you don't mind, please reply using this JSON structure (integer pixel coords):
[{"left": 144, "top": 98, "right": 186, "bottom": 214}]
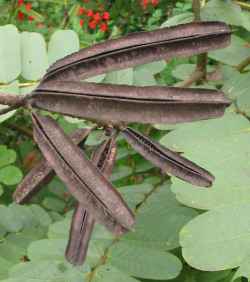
[
  {"left": 234, "top": 0, "right": 250, "bottom": 11},
  {"left": 7, "top": 124, "right": 33, "bottom": 139},
  {"left": 180, "top": 0, "right": 207, "bottom": 86},
  {"left": 192, "top": 0, "right": 201, "bottom": 21},
  {"left": 0, "top": 92, "right": 32, "bottom": 115},
  {"left": 176, "top": 69, "right": 204, "bottom": 88},
  {"left": 0, "top": 93, "right": 26, "bottom": 106}
]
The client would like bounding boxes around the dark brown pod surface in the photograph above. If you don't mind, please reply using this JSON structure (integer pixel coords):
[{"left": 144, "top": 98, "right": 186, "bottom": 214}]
[
  {"left": 66, "top": 136, "right": 118, "bottom": 265},
  {"left": 42, "top": 22, "right": 231, "bottom": 82},
  {"left": 122, "top": 127, "right": 214, "bottom": 187},
  {"left": 30, "top": 81, "right": 231, "bottom": 124},
  {"left": 32, "top": 113, "right": 135, "bottom": 233},
  {"left": 13, "top": 127, "right": 93, "bottom": 204}
]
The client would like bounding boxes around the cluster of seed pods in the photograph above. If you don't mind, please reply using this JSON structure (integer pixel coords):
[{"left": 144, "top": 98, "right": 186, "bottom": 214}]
[{"left": 12, "top": 21, "right": 232, "bottom": 266}]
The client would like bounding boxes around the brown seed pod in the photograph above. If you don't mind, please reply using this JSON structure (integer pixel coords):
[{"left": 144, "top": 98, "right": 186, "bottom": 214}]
[
  {"left": 32, "top": 112, "right": 135, "bottom": 234},
  {"left": 121, "top": 127, "right": 214, "bottom": 187},
  {"left": 29, "top": 81, "right": 231, "bottom": 125},
  {"left": 13, "top": 127, "right": 93, "bottom": 204},
  {"left": 66, "top": 136, "right": 118, "bottom": 266},
  {"left": 42, "top": 22, "right": 231, "bottom": 82}
]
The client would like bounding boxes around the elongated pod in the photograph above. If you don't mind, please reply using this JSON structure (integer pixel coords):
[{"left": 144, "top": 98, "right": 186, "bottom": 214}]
[
  {"left": 30, "top": 81, "right": 231, "bottom": 124},
  {"left": 32, "top": 112, "right": 134, "bottom": 233},
  {"left": 42, "top": 22, "right": 231, "bottom": 82},
  {"left": 66, "top": 137, "right": 117, "bottom": 266},
  {"left": 121, "top": 127, "right": 214, "bottom": 187},
  {"left": 13, "top": 127, "right": 93, "bottom": 204}
]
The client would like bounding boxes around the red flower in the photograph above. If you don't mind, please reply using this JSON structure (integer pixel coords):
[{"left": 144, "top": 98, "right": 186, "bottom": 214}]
[
  {"left": 100, "top": 22, "right": 108, "bottom": 32},
  {"left": 87, "top": 9, "right": 94, "bottom": 17},
  {"left": 25, "top": 3, "right": 32, "bottom": 12},
  {"left": 102, "top": 11, "right": 110, "bottom": 21},
  {"left": 17, "top": 11, "right": 25, "bottom": 21},
  {"left": 77, "top": 6, "right": 85, "bottom": 16},
  {"left": 79, "top": 19, "right": 84, "bottom": 27},
  {"left": 93, "top": 12, "right": 101, "bottom": 22},
  {"left": 83, "top": 0, "right": 89, "bottom": 2},
  {"left": 28, "top": 15, "right": 35, "bottom": 21},
  {"left": 151, "top": 0, "right": 159, "bottom": 6},
  {"left": 88, "top": 20, "right": 97, "bottom": 29},
  {"left": 17, "top": 0, "right": 24, "bottom": 7}
]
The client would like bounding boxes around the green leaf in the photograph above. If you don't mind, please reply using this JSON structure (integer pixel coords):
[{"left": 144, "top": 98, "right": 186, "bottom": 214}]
[
  {"left": 0, "top": 205, "right": 24, "bottom": 233},
  {"left": 160, "top": 113, "right": 250, "bottom": 210},
  {"left": 104, "top": 68, "right": 133, "bottom": 85},
  {"left": 110, "top": 165, "right": 133, "bottom": 182},
  {"left": 85, "top": 74, "right": 106, "bottom": 83},
  {"left": 0, "top": 204, "right": 50, "bottom": 233},
  {"left": 27, "top": 239, "right": 67, "bottom": 262},
  {"left": 0, "top": 205, "right": 51, "bottom": 279},
  {"left": 161, "top": 12, "right": 194, "bottom": 27},
  {"left": 133, "top": 61, "right": 166, "bottom": 86},
  {"left": 8, "top": 261, "right": 87, "bottom": 282},
  {"left": 47, "top": 217, "right": 70, "bottom": 240},
  {"left": 29, "top": 205, "right": 52, "bottom": 228},
  {"left": 92, "top": 265, "right": 140, "bottom": 282},
  {"left": 48, "top": 30, "right": 80, "bottom": 65},
  {"left": 133, "top": 67, "right": 156, "bottom": 86},
  {"left": 122, "top": 183, "right": 197, "bottom": 250},
  {"left": 233, "top": 255, "right": 250, "bottom": 280},
  {"left": 241, "top": 11, "right": 250, "bottom": 31},
  {"left": 0, "top": 146, "right": 16, "bottom": 168},
  {"left": 172, "top": 64, "right": 214, "bottom": 81},
  {"left": 42, "top": 197, "right": 65, "bottom": 213},
  {"left": 209, "top": 35, "right": 250, "bottom": 66},
  {"left": 20, "top": 32, "right": 48, "bottom": 80},
  {"left": 109, "top": 241, "right": 182, "bottom": 280},
  {"left": 85, "top": 130, "right": 106, "bottom": 146},
  {"left": 118, "top": 183, "right": 153, "bottom": 210},
  {"left": 201, "top": 0, "right": 243, "bottom": 26},
  {"left": 180, "top": 203, "right": 250, "bottom": 271},
  {"left": 0, "top": 256, "right": 12, "bottom": 280},
  {"left": 222, "top": 71, "right": 250, "bottom": 100},
  {"left": 0, "top": 25, "right": 20, "bottom": 83},
  {"left": 237, "top": 92, "right": 250, "bottom": 116},
  {"left": 0, "top": 166, "right": 22, "bottom": 186}
]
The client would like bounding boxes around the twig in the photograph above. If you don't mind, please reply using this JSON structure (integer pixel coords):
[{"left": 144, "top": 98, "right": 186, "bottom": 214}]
[
  {"left": 176, "top": 0, "right": 207, "bottom": 88},
  {"left": 177, "top": 0, "right": 207, "bottom": 88},
  {"left": 7, "top": 124, "right": 33, "bottom": 139},
  {"left": 236, "top": 56, "right": 250, "bottom": 72},
  {"left": 192, "top": 0, "right": 201, "bottom": 21},
  {"left": 193, "top": 0, "right": 207, "bottom": 80},
  {"left": 0, "top": 92, "right": 33, "bottom": 115},
  {"left": 234, "top": 0, "right": 250, "bottom": 11},
  {"left": 0, "top": 104, "right": 21, "bottom": 116},
  {"left": 0, "top": 93, "right": 26, "bottom": 106},
  {"left": 176, "top": 69, "right": 204, "bottom": 88}
]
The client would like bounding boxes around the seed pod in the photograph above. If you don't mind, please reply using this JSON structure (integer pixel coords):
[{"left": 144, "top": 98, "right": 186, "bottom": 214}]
[
  {"left": 13, "top": 127, "right": 93, "bottom": 204},
  {"left": 30, "top": 81, "right": 231, "bottom": 125},
  {"left": 121, "top": 127, "right": 214, "bottom": 187},
  {"left": 42, "top": 22, "right": 231, "bottom": 82},
  {"left": 65, "top": 206, "right": 95, "bottom": 266},
  {"left": 66, "top": 137, "right": 117, "bottom": 266},
  {"left": 32, "top": 112, "right": 135, "bottom": 233}
]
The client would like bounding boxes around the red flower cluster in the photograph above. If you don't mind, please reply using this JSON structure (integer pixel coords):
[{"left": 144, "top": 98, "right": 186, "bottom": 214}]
[
  {"left": 77, "top": 4, "right": 110, "bottom": 32},
  {"left": 17, "top": 0, "right": 34, "bottom": 22},
  {"left": 141, "top": 0, "right": 159, "bottom": 9}
]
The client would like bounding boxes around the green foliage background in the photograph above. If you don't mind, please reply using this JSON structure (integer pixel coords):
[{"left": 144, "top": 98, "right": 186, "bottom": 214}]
[{"left": 1, "top": 0, "right": 250, "bottom": 281}]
